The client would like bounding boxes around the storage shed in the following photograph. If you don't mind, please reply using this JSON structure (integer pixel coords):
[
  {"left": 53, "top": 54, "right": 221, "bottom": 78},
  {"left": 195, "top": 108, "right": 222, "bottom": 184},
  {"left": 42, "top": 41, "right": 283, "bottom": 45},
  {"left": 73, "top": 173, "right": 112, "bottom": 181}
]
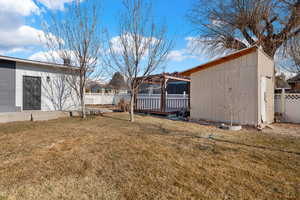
[
  {"left": 181, "top": 46, "right": 274, "bottom": 126},
  {"left": 0, "top": 55, "right": 80, "bottom": 113}
]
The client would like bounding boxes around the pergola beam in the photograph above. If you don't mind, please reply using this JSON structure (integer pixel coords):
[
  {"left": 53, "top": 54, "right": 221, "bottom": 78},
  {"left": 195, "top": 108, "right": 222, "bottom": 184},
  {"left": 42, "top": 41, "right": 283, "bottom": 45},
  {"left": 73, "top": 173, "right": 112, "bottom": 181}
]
[
  {"left": 135, "top": 73, "right": 190, "bottom": 83},
  {"left": 163, "top": 75, "right": 190, "bottom": 82},
  {"left": 135, "top": 72, "right": 191, "bottom": 114}
]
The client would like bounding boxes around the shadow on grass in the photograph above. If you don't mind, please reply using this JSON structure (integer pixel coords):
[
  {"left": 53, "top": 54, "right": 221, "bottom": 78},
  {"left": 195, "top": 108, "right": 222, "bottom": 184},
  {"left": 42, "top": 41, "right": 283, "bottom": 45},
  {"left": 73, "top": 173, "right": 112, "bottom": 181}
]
[
  {"left": 101, "top": 113, "right": 130, "bottom": 122},
  {"left": 74, "top": 113, "right": 300, "bottom": 156},
  {"left": 207, "top": 136, "right": 300, "bottom": 156},
  {"left": 133, "top": 120, "right": 300, "bottom": 156},
  {"left": 0, "top": 123, "right": 38, "bottom": 135},
  {"left": 173, "top": 131, "right": 300, "bottom": 156}
]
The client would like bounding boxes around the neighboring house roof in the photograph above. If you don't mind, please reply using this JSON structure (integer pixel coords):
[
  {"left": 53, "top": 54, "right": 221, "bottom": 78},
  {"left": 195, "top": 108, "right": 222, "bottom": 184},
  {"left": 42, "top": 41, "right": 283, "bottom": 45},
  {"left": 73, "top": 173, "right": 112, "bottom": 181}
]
[
  {"left": 180, "top": 46, "right": 266, "bottom": 76},
  {"left": 0, "top": 55, "right": 79, "bottom": 71},
  {"left": 287, "top": 74, "right": 300, "bottom": 83}
]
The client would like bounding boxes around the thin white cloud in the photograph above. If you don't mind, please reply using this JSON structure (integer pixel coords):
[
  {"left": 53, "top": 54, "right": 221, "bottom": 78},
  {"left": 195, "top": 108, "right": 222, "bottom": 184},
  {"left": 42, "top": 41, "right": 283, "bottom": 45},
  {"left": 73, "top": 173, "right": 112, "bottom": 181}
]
[
  {"left": 0, "top": 0, "right": 85, "bottom": 55},
  {"left": 186, "top": 36, "right": 236, "bottom": 60},
  {"left": 29, "top": 49, "right": 95, "bottom": 66},
  {"left": 0, "top": 0, "right": 40, "bottom": 31},
  {"left": 0, "top": 0, "right": 41, "bottom": 54},
  {"left": 29, "top": 50, "right": 72, "bottom": 64},
  {"left": 0, "top": 0, "right": 79, "bottom": 55},
  {"left": 28, "top": 51, "right": 62, "bottom": 63},
  {"left": 109, "top": 34, "right": 159, "bottom": 57},
  {"left": 167, "top": 49, "right": 196, "bottom": 62},
  {"left": 0, "top": 25, "right": 46, "bottom": 53},
  {"left": 167, "top": 36, "right": 241, "bottom": 63},
  {"left": 0, "top": 0, "right": 39, "bottom": 16},
  {"left": 37, "top": 0, "right": 84, "bottom": 11},
  {"left": 167, "top": 37, "right": 211, "bottom": 63}
]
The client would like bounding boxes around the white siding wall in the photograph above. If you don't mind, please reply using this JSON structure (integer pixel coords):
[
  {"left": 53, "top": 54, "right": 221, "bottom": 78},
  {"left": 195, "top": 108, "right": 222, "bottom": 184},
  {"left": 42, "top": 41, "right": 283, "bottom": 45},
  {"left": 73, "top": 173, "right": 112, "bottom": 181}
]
[
  {"left": 191, "top": 51, "right": 258, "bottom": 125},
  {"left": 16, "top": 62, "right": 80, "bottom": 111}
]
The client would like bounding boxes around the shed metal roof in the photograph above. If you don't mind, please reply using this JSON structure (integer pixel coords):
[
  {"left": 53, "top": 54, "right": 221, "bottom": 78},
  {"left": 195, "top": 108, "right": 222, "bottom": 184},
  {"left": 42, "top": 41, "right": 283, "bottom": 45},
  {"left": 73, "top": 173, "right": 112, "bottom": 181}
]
[{"left": 0, "top": 55, "right": 79, "bottom": 71}]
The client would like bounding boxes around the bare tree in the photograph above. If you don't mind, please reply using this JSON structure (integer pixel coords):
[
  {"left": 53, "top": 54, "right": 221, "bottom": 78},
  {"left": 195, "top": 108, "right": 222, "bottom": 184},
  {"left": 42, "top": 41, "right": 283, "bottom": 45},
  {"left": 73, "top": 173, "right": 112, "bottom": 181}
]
[
  {"left": 287, "top": 36, "right": 300, "bottom": 73},
  {"left": 41, "top": 0, "right": 103, "bottom": 118},
  {"left": 187, "top": 0, "right": 300, "bottom": 60},
  {"left": 42, "top": 73, "right": 75, "bottom": 111},
  {"left": 108, "top": 72, "right": 128, "bottom": 92},
  {"left": 103, "top": 0, "right": 173, "bottom": 122}
]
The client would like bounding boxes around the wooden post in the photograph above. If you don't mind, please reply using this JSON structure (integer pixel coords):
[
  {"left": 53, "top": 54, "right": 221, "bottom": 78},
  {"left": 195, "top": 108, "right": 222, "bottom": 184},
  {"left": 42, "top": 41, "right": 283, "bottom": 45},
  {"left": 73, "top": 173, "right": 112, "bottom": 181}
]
[
  {"left": 187, "top": 81, "right": 191, "bottom": 111},
  {"left": 160, "top": 76, "right": 167, "bottom": 112},
  {"left": 281, "top": 88, "right": 285, "bottom": 119},
  {"left": 134, "top": 89, "right": 137, "bottom": 111}
]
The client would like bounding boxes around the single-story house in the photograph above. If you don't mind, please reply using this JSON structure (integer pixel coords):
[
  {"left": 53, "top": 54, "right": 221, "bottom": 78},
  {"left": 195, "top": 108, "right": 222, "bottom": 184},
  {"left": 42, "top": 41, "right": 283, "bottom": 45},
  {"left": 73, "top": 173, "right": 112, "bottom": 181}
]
[
  {"left": 0, "top": 55, "right": 80, "bottom": 113},
  {"left": 181, "top": 46, "right": 274, "bottom": 126},
  {"left": 287, "top": 73, "right": 300, "bottom": 92}
]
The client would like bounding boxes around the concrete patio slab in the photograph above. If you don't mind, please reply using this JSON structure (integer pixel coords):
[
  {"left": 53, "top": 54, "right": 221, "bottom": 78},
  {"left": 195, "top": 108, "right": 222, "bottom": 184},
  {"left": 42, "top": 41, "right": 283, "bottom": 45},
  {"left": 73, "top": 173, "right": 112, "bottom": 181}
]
[{"left": 0, "top": 111, "right": 70, "bottom": 123}]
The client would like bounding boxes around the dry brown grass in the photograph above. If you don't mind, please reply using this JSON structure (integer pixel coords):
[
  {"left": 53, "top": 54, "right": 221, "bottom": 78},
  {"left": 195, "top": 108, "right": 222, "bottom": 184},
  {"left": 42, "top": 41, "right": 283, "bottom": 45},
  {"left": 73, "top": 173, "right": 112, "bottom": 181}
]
[{"left": 0, "top": 113, "right": 299, "bottom": 200}]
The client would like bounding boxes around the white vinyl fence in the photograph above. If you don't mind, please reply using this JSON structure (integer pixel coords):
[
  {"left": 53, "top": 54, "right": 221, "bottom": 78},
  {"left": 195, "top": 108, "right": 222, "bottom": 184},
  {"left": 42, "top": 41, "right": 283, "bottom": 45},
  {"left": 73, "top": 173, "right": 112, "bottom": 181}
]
[
  {"left": 85, "top": 93, "right": 130, "bottom": 105},
  {"left": 275, "top": 92, "right": 300, "bottom": 123},
  {"left": 85, "top": 93, "right": 189, "bottom": 113}
]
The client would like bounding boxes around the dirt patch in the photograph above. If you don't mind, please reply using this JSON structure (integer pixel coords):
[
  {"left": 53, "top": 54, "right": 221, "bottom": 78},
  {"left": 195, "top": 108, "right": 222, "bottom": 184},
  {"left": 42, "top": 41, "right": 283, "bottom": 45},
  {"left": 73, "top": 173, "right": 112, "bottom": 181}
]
[{"left": 263, "top": 123, "right": 300, "bottom": 137}]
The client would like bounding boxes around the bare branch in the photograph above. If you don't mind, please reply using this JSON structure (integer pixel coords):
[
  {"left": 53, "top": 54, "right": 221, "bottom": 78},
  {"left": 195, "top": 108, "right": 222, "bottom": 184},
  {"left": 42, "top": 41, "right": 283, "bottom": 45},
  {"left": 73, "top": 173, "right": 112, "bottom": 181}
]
[
  {"left": 187, "top": 0, "right": 300, "bottom": 63},
  {"left": 40, "top": 0, "right": 103, "bottom": 118},
  {"left": 103, "top": 0, "right": 173, "bottom": 122}
]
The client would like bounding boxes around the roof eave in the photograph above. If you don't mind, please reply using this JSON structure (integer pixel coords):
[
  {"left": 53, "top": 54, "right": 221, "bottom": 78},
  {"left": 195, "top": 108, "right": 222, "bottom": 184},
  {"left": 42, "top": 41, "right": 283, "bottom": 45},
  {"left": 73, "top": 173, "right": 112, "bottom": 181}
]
[
  {"left": 180, "top": 46, "right": 258, "bottom": 76},
  {"left": 0, "top": 55, "right": 80, "bottom": 72}
]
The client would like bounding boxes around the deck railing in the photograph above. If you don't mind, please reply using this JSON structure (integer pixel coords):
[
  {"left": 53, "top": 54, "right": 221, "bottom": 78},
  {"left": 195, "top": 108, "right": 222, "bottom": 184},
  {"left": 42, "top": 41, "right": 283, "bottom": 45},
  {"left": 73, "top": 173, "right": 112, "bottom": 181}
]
[
  {"left": 85, "top": 93, "right": 190, "bottom": 113},
  {"left": 135, "top": 94, "right": 189, "bottom": 113}
]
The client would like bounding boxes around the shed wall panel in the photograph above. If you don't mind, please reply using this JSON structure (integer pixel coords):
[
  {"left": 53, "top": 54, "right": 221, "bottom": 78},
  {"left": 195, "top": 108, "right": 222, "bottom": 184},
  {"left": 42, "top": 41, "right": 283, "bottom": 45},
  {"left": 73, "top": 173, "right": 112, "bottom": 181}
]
[
  {"left": 257, "top": 50, "right": 275, "bottom": 124},
  {"left": 191, "top": 51, "right": 258, "bottom": 125}
]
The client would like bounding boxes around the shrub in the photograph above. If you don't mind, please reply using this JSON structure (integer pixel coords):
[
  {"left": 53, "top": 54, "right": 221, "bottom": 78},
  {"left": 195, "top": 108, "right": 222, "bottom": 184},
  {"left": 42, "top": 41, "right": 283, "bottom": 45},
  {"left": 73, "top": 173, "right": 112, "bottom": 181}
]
[{"left": 118, "top": 98, "right": 130, "bottom": 112}]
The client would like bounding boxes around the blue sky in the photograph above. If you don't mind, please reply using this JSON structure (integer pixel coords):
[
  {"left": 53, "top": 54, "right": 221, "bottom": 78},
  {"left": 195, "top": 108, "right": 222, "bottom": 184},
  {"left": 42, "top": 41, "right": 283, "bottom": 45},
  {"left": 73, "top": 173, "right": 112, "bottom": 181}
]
[{"left": 0, "top": 0, "right": 214, "bottom": 75}]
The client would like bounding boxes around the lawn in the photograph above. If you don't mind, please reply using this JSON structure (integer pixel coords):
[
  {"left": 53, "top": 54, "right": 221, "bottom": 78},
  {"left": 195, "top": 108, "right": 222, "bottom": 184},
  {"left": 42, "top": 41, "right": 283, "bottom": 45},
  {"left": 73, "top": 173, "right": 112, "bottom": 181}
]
[{"left": 0, "top": 113, "right": 299, "bottom": 200}]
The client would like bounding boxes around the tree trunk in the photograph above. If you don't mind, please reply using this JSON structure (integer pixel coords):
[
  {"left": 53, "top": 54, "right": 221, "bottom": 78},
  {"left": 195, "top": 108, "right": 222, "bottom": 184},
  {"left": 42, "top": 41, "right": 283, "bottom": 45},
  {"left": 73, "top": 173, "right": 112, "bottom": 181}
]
[
  {"left": 129, "top": 91, "right": 135, "bottom": 122},
  {"left": 80, "top": 94, "right": 86, "bottom": 119},
  {"left": 80, "top": 83, "right": 86, "bottom": 119}
]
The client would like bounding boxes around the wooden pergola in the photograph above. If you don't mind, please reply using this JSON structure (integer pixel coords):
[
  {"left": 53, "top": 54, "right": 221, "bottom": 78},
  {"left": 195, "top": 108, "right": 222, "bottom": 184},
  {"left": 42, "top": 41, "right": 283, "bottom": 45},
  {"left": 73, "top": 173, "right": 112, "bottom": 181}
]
[{"left": 134, "top": 73, "right": 191, "bottom": 114}]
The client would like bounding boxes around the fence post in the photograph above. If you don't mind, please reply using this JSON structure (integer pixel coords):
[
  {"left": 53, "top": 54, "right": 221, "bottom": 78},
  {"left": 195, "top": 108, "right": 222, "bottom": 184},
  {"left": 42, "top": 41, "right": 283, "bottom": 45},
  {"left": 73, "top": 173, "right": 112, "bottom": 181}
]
[
  {"left": 134, "top": 90, "right": 137, "bottom": 111},
  {"left": 281, "top": 89, "right": 286, "bottom": 119},
  {"left": 187, "top": 82, "right": 191, "bottom": 111}
]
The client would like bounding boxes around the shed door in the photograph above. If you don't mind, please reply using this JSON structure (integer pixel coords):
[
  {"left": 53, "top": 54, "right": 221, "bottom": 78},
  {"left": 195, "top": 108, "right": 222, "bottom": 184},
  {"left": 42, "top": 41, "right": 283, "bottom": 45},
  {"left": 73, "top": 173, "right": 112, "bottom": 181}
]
[
  {"left": 23, "top": 76, "right": 41, "bottom": 110},
  {"left": 261, "top": 77, "right": 267, "bottom": 123}
]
